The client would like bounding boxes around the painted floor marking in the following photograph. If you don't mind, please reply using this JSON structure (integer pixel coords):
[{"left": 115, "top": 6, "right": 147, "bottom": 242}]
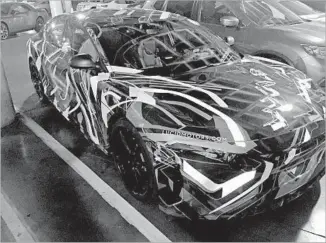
[
  {"left": 1, "top": 191, "right": 35, "bottom": 242},
  {"left": 20, "top": 112, "right": 171, "bottom": 242}
]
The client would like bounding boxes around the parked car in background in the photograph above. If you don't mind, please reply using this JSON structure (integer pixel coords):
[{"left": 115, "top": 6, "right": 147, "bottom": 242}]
[
  {"left": 279, "top": 0, "right": 325, "bottom": 22},
  {"left": 22, "top": 0, "right": 51, "bottom": 15},
  {"left": 300, "top": 0, "right": 325, "bottom": 12},
  {"left": 27, "top": 9, "right": 326, "bottom": 220},
  {"left": 1, "top": 2, "right": 49, "bottom": 40},
  {"left": 76, "top": 0, "right": 145, "bottom": 11},
  {"left": 137, "top": 0, "right": 325, "bottom": 88}
]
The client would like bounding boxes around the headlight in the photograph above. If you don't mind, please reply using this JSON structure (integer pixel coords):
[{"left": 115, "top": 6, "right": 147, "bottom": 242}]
[
  {"left": 166, "top": 143, "right": 237, "bottom": 163},
  {"left": 301, "top": 44, "right": 326, "bottom": 59}
]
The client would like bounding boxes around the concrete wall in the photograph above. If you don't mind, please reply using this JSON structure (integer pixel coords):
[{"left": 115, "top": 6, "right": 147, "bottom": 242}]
[
  {"left": 49, "top": 0, "right": 72, "bottom": 16},
  {"left": 1, "top": 62, "right": 16, "bottom": 128}
]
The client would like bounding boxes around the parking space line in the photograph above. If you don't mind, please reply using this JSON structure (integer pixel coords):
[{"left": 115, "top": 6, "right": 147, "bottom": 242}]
[
  {"left": 19, "top": 112, "right": 171, "bottom": 243},
  {"left": 1, "top": 191, "right": 36, "bottom": 242}
]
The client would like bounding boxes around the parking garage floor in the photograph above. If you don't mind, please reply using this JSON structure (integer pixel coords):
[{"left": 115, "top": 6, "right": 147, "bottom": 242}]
[{"left": 1, "top": 31, "right": 326, "bottom": 242}]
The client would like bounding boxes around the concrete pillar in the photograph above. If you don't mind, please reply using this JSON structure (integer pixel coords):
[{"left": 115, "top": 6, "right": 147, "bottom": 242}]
[
  {"left": 49, "top": 0, "right": 63, "bottom": 17},
  {"left": 62, "top": 0, "right": 73, "bottom": 13},
  {"left": 1, "top": 62, "right": 16, "bottom": 128}
]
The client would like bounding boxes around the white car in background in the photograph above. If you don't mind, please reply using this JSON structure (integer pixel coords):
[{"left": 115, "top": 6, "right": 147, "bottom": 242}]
[
  {"left": 21, "top": 0, "right": 51, "bottom": 15},
  {"left": 76, "top": 0, "right": 144, "bottom": 11},
  {"left": 279, "top": 0, "right": 325, "bottom": 23}
]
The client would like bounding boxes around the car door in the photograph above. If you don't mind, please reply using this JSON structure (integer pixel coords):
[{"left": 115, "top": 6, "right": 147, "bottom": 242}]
[
  {"left": 9, "top": 3, "right": 33, "bottom": 31},
  {"left": 8, "top": 4, "right": 26, "bottom": 32},
  {"left": 65, "top": 18, "right": 109, "bottom": 147},
  {"left": 196, "top": 0, "right": 247, "bottom": 53},
  {"left": 43, "top": 15, "right": 76, "bottom": 115}
]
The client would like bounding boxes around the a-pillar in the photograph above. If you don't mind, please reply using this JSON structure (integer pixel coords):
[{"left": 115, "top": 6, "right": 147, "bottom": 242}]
[{"left": 1, "top": 62, "right": 16, "bottom": 128}]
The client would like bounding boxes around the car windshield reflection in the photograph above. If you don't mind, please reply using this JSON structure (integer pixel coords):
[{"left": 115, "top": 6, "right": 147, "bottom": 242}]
[{"left": 93, "top": 19, "right": 240, "bottom": 73}]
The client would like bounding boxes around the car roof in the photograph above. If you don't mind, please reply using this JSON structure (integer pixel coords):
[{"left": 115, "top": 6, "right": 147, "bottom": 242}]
[
  {"left": 78, "top": 8, "right": 187, "bottom": 26},
  {"left": 0, "top": 2, "right": 15, "bottom": 7}
]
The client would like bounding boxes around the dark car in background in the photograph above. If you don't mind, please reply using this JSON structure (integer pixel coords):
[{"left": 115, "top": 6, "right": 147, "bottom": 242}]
[
  {"left": 1, "top": 2, "right": 49, "bottom": 40},
  {"left": 300, "top": 0, "right": 326, "bottom": 12},
  {"left": 279, "top": 0, "right": 325, "bottom": 22},
  {"left": 139, "top": 0, "right": 325, "bottom": 88},
  {"left": 27, "top": 9, "right": 326, "bottom": 220}
]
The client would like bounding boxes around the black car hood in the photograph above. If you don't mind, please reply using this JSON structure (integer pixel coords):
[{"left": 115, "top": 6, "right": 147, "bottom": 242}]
[
  {"left": 113, "top": 56, "right": 325, "bottom": 153},
  {"left": 180, "top": 57, "right": 324, "bottom": 128},
  {"left": 130, "top": 56, "right": 324, "bottom": 150}
]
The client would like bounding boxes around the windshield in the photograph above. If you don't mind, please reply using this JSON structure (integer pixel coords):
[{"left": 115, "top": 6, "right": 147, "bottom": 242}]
[
  {"left": 95, "top": 18, "right": 240, "bottom": 72},
  {"left": 279, "top": 0, "right": 320, "bottom": 15},
  {"left": 226, "top": 0, "right": 304, "bottom": 26}
]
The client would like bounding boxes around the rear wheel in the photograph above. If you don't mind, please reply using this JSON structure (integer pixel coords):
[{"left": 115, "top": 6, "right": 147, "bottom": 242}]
[
  {"left": 29, "top": 61, "right": 49, "bottom": 104},
  {"left": 35, "top": 17, "right": 44, "bottom": 33},
  {"left": 110, "top": 118, "right": 157, "bottom": 202},
  {"left": 1, "top": 22, "right": 9, "bottom": 40}
]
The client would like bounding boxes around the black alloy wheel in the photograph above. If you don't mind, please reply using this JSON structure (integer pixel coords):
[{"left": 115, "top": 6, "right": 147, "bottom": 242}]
[
  {"left": 35, "top": 17, "right": 44, "bottom": 33},
  {"left": 1, "top": 22, "right": 9, "bottom": 40},
  {"left": 29, "top": 61, "right": 49, "bottom": 104},
  {"left": 110, "top": 118, "right": 157, "bottom": 202}
]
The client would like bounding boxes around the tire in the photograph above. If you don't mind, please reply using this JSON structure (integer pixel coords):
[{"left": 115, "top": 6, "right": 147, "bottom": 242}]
[
  {"left": 34, "top": 17, "right": 44, "bottom": 33},
  {"left": 29, "top": 60, "right": 50, "bottom": 104},
  {"left": 1, "top": 22, "right": 9, "bottom": 40},
  {"left": 110, "top": 118, "right": 157, "bottom": 202}
]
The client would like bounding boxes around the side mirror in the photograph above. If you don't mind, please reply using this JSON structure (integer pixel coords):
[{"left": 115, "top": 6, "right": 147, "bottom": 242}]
[
  {"left": 69, "top": 54, "right": 97, "bottom": 70},
  {"left": 224, "top": 36, "right": 235, "bottom": 46},
  {"left": 220, "top": 16, "right": 239, "bottom": 27}
]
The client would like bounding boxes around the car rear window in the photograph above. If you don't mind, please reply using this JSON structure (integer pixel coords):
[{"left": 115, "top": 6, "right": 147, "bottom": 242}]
[{"left": 0, "top": 3, "right": 11, "bottom": 15}]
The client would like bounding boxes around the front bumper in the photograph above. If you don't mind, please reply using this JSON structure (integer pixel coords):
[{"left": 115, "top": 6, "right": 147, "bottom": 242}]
[
  {"left": 157, "top": 142, "right": 325, "bottom": 220},
  {"left": 216, "top": 160, "right": 325, "bottom": 220}
]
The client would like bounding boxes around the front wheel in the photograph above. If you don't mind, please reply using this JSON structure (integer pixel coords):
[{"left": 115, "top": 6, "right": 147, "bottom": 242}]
[
  {"left": 110, "top": 118, "right": 157, "bottom": 202},
  {"left": 1, "top": 22, "right": 9, "bottom": 40}
]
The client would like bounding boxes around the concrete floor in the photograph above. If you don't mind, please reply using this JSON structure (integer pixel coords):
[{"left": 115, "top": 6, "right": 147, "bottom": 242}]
[{"left": 1, "top": 31, "right": 325, "bottom": 242}]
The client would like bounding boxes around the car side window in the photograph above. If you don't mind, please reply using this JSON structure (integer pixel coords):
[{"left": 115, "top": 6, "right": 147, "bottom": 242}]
[
  {"left": 11, "top": 4, "right": 29, "bottom": 14},
  {"left": 165, "top": 0, "right": 195, "bottom": 18},
  {"left": 200, "top": 1, "right": 236, "bottom": 25},
  {"left": 68, "top": 19, "right": 107, "bottom": 63},
  {"left": 153, "top": 0, "right": 166, "bottom": 10},
  {"left": 45, "top": 16, "right": 68, "bottom": 48}
]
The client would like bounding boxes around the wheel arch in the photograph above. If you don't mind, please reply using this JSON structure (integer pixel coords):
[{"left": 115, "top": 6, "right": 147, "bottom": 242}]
[
  {"left": 252, "top": 50, "right": 294, "bottom": 66},
  {"left": 1, "top": 21, "right": 9, "bottom": 30}
]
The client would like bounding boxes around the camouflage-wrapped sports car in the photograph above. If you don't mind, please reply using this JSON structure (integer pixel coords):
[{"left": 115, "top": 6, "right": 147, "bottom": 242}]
[{"left": 27, "top": 9, "right": 325, "bottom": 220}]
